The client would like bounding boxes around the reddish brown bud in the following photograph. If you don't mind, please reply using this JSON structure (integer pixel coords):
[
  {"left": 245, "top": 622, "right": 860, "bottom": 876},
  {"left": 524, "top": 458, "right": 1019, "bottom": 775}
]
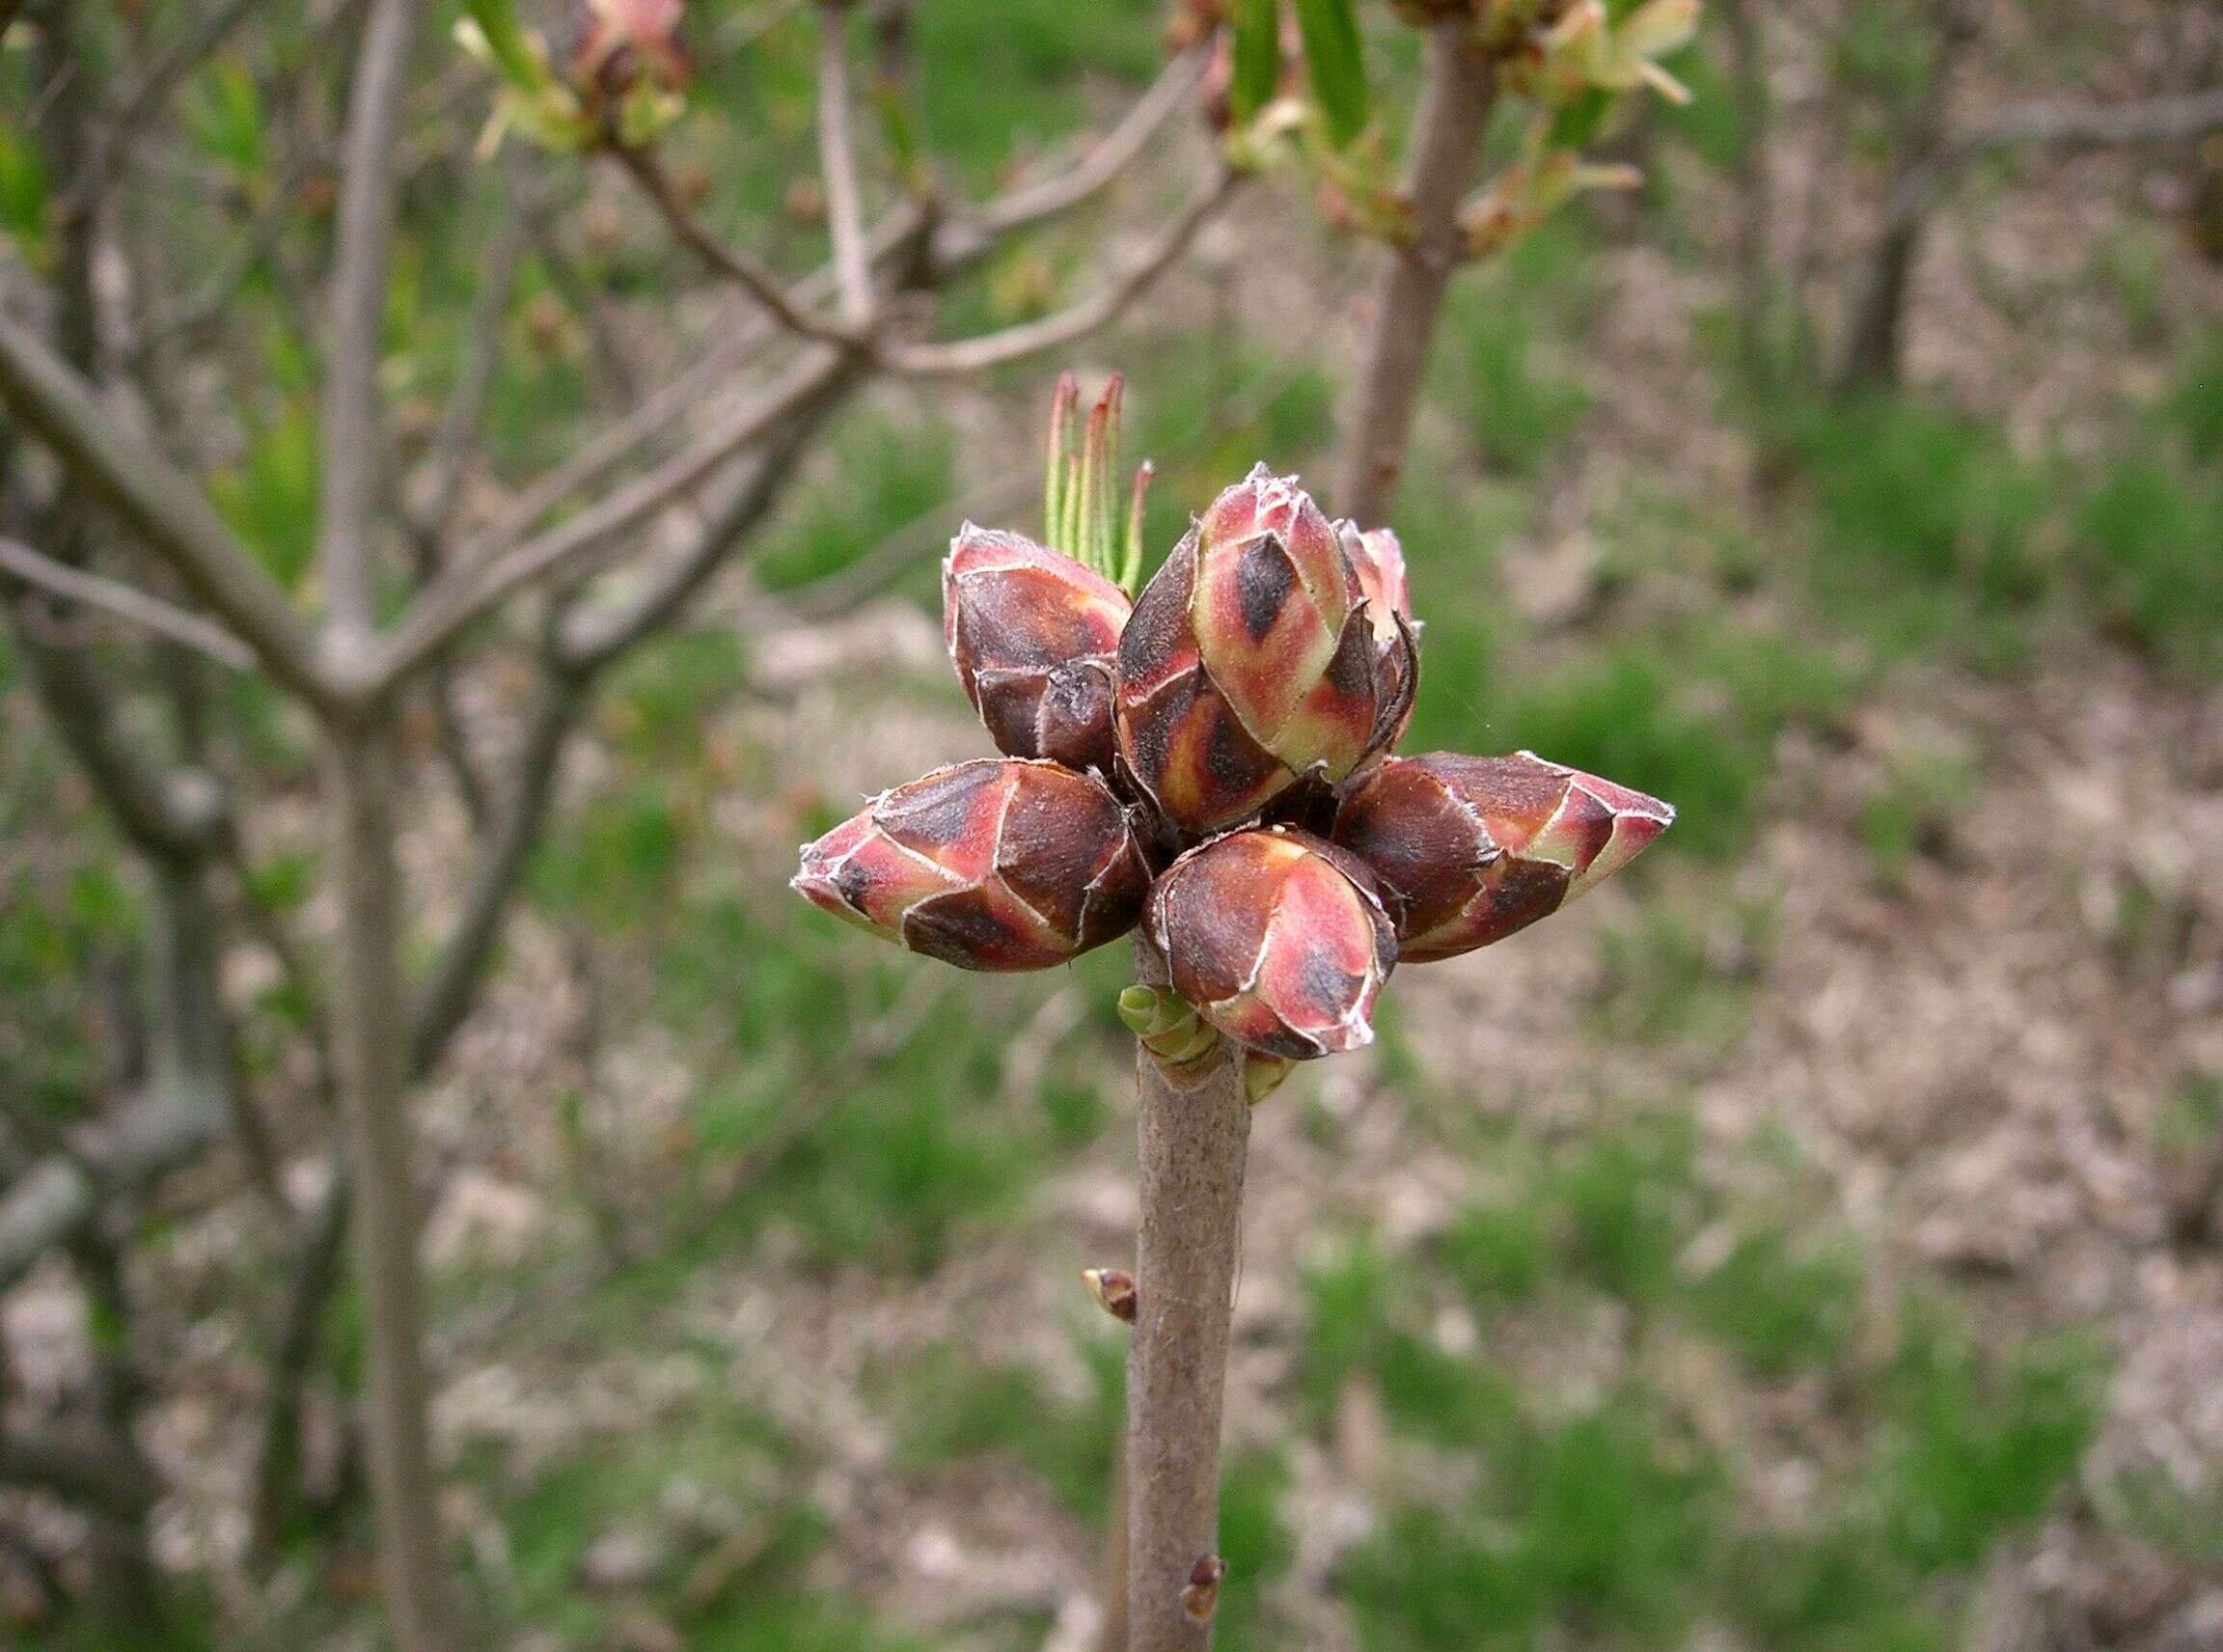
[
  {"left": 1082, "top": 1267, "right": 1138, "bottom": 1322},
  {"left": 1339, "top": 522, "right": 1413, "bottom": 626},
  {"left": 1180, "top": 1555, "right": 1227, "bottom": 1622},
  {"left": 1191, "top": 468, "right": 1371, "bottom": 777},
  {"left": 945, "top": 526, "right": 1132, "bottom": 776},
  {"left": 1148, "top": 827, "right": 1395, "bottom": 1059},
  {"left": 567, "top": 0, "right": 688, "bottom": 112},
  {"left": 794, "top": 759, "right": 1149, "bottom": 971},
  {"left": 1115, "top": 525, "right": 1290, "bottom": 834},
  {"left": 1332, "top": 752, "right": 1673, "bottom": 961},
  {"left": 1116, "top": 470, "right": 1413, "bottom": 835},
  {"left": 1336, "top": 520, "right": 1418, "bottom": 757}
]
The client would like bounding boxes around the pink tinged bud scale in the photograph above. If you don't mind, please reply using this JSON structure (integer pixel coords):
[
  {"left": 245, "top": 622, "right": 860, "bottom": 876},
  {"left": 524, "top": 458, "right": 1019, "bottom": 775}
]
[
  {"left": 793, "top": 758, "right": 1151, "bottom": 971},
  {"left": 1189, "top": 468, "right": 1382, "bottom": 784},
  {"left": 569, "top": 0, "right": 687, "bottom": 105},
  {"left": 1148, "top": 827, "right": 1396, "bottom": 1060},
  {"left": 1336, "top": 522, "right": 1419, "bottom": 755},
  {"left": 1116, "top": 471, "right": 1416, "bottom": 836},
  {"left": 1340, "top": 523, "right": 1413, "bottom": 629},
  {"left": 944, "top": 527, "right": 1133, "bottom": 776},
  {"left": 1331, "top": 752, "right": 1673, "bottom": 962},
  {"left": 1114, "top": 525, "right": 1292, "bottom": 834}
]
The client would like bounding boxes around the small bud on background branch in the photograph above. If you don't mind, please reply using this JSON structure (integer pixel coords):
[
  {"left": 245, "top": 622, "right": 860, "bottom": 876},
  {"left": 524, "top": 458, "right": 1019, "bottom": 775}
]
[
  {"left": 1084, "top": 1267, "right": 1139, "bottom": 1324},
  {"left": 1179, "top": 1554, "right": 1228, "bottom": 1622}
]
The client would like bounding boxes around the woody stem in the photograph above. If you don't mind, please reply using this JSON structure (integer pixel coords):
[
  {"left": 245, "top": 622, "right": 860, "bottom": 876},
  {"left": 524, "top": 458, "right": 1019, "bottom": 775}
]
[{"left": 1123, "top": 934, "right": 1249, "bottom": 1652}]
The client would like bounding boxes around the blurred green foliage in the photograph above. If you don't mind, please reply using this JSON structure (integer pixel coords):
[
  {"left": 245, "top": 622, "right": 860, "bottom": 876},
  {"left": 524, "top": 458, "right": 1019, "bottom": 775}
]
[{"left": 1298, "top": 1112, "right": 2100, "bottom": 1652}]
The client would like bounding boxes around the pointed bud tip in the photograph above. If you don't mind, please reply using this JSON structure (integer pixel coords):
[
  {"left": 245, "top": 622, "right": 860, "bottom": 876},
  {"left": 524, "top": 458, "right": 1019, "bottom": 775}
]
[{"left": 1082, "top": 1267, "right": 1138, "bottom": 1323}]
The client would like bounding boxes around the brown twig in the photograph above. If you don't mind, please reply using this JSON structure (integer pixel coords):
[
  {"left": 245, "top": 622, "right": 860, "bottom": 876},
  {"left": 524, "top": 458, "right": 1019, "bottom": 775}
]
[
  {"left": 443, "top": 46, "right": 1203, "bottom": 574},
  {"left": 251, "top": 1177, "right": 350, "bottom": 1557},
  {"left": 403, "top": 674, "right": 585, "bottom": 1077},
  {"left": 0, "top": 316, "right": 332, "bottom": 704},
  {"left": 327, "top": 727, "right": 452, "bottom": 1652},
  {"left": 376, "top": 347, "right": 845, "bottom": 683},
  {"left": 316, "top": 0, "right": 418, "bottom": 638},
  {"left": 1334, "top": 21, "right": 1500, "bottom": 525},
  {"left": 1837, "top": 0, "right": 1976, "bottom": 392},
  {"left": 887, "top": 166, "right": 1240, "bottom": 375},
  {"left": 0, "top": 535, "right": 256, "bottom": 669},
  {"left": 974, "top": 44, "right": 1210, "bottom": 240},
  {"left": 610, "top": 142, "right": 860, "bottom": 346},
  {"left": 817, "top": 2, "right": 877, "bottom": 327},
  {"left": 1124, "top": 938, "right": 1249, "bottom": 1652}
]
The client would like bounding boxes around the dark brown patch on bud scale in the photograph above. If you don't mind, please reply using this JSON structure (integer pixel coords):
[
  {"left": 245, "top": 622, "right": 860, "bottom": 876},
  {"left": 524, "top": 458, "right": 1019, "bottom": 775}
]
[
  {"left": 1480, "top": 859, "right": 1568, "bottom": 936},
  {"left": 1326, "top": 610, "right": 1375, "bottom": 695},
  {"left": 903, "top": 889, "right": 1017, "bottom": 967},
  {"left": 1236, "top": 534, "right": 1294, "bottom": 641},
  {"left": 879, "top": 761, "right": 996, "bottom": 851},
  {"left": 1117, "top": 539, "right": 1195, "bottom": 678},
  {"left": 1204, "top": 695, "right": 1274, "bottom": 791}
]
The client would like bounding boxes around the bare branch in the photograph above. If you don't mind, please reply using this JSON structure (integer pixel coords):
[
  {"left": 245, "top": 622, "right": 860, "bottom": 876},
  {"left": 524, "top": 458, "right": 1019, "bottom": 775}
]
[
  {"left": 0, "top": 536, "right": 256, "bottom": 670},
  {"left": 1959, "top": 83, "right": 2223, "bottom": 156},
  {"left": 413, "top": 194, "right": 527, "bottom": 539},
  {"left": 461, "top": 201, "right": 929, "bottom": 556},
  {"left": 464, "top": 52, "right": 1199, "bottom": 554},
  {"left": 251, "top": 1176, "right": 349, "bottom": 1556},
  {"left": 0, "top": 1424, "right": 161, "bottom": 1518},
  {"left": 0, "top": 314, "right": 330, "bottom": 704},
  {"left": 375, "top": 347, "right": 847, "bottom": 684},
  {"left": 560, "top": 373, "right": 854, "bottom": 669},
  {"left": 1125, "top": 933, "right": 1249, "bottom": 1652},
  {"left": 100, "top": 0, "right": 266, "bottom": 178},
  {"left": 0, "top": 912, "right": 232, "bottom": 1293},
  {"left": 5, "top": 598, "right": 224, "bottom": 859},
  {"left": 885, "top": 165, "right": 1239, "bottom": 375},
  {"left": 405, "top": 379, "right": 858, "bottom": 1080},
  {"left": 1335, "top": 21, "right": 1500, "bottom": 523},
  {"left": 404, "top": 675, "right": 583, "bottom": 1079},
  {"left": 316, "top": 0, "right": 419, "bottom": 634},
  {"left": 818, "top": 3, "right": 876, "bottom": 326},
  {"left": 969, "top": 45, "right": 1209, "bottom": 239},
  {"left": 1867, "top": 88, "right": 2223, "bottom": 277},
  {"left": 325, "top": 729, "right": 452, "bottom": 1652},
  {"left": 611, "top": 143, "right": 861, "bottom": 347}
]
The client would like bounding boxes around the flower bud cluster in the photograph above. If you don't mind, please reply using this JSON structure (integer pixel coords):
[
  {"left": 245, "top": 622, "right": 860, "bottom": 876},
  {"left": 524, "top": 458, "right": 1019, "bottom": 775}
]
[{"left": 798, "top": 381, "right": 1671, "bottom": 1070}]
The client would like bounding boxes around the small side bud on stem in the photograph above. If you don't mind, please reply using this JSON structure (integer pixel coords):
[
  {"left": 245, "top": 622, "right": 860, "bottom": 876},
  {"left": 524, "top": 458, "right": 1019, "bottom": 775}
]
[
  {"left": 1179, "top": 1555, "right": 1227, "bottom": 1622},
  {"left": 1083, "top": 1266, "right": 1139, "bottom": 1323},
  {"left": 1118, "top": 984, "right": 1221, "bottom": 1065}
]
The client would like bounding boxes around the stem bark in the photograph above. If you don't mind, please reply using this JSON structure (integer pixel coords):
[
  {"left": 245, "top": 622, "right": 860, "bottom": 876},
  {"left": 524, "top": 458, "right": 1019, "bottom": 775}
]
[
  {"left": 1124, "top": 942, "right": 1249, "bottom": 1652},
  {"left": 1335, "top": 21, "right": 1499, "bottom": 525},
  {"left": 329, "top": 729, "right": 450, "bottom": 1651}
]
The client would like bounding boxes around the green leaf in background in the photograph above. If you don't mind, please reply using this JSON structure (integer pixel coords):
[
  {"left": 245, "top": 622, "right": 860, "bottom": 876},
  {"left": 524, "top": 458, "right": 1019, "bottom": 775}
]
[
  {"left": 0, "top": 120, "right": 50, "bottom": 266},
  {"left": 183, "top": 54, "right": 270, "bottom": 181},
  {"left": 1544, "top": 85, "right": 1616, "bottom": 151},
  {"left": 1229, "top": 0, "right": 1281, "bottom": 129},
  {"left": 459, "top": 0, "right": 555, "bottom": 95},
  {"left": 1292, "top": 0, "right": 1367, "bottom": 147},
  {"left": 210, "top": 399, "right": 320, "bottom": 590}
]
